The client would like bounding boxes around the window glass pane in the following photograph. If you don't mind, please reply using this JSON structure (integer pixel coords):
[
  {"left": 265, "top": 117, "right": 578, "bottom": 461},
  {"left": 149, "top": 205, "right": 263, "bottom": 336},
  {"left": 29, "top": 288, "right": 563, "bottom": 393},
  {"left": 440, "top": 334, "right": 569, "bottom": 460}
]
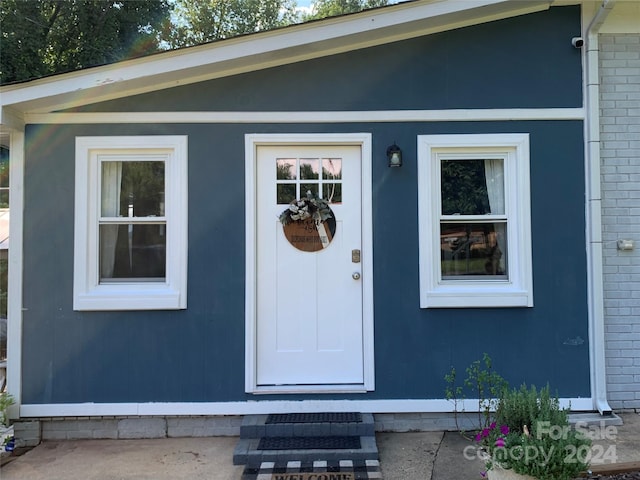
[
  {"left": 0, "top": 146, "right": 9, "bottom": 209},
  {"left": 440, "top": 222, "right": 507, "bottom": 278},
  {"left": 277, "top": 184, "right": 296, "bottom": 204},
  {"left": 100, "top": 224, "right": 166, "bottom": 281},
  {"left": 0, "top": 257, "right": 6, "bottom": 360},
  {"left": 322, "top": 183, "right": 342, "bottom": 203},
  {"left": 322, "top": 158, "right": 342, "bottom": 180},
  {"left": 101, "top": 161, "right": 165, "bottom": 217},
  {"left": 300, "top": 183, "right": 318, "bottom": 198},
  {"left": 300, "top": 159, "right": 319, "bottom": 180},
  {"left": 0, "top": 147, "right": 9, "bottom": 189},
  {"left": 0, "top": 190, "right": 8, "bottom": 209},
  {"left": 276, "top": 159, "right": 296, "bottom": 180},
  {"left": 441, "top": 159, "right": 504, "bottom": 215}
]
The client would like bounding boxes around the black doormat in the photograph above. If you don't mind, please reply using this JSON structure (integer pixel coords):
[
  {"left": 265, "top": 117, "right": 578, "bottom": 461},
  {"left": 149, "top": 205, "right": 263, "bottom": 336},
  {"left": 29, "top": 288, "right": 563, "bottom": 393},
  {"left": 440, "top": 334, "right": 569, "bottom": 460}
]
[
  {"left": 257, "top": 436, "right": 362, "bottom": 450},
  {"left": 266, "top": 412, "right": 362, "bottom": 424}
]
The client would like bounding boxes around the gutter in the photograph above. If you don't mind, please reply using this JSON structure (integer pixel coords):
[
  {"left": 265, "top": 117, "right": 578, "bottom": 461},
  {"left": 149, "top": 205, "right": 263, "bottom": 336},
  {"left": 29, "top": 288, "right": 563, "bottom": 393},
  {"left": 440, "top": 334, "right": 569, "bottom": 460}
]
[{"left": 584, "top": 0, "right": 615, "bottom": 416}]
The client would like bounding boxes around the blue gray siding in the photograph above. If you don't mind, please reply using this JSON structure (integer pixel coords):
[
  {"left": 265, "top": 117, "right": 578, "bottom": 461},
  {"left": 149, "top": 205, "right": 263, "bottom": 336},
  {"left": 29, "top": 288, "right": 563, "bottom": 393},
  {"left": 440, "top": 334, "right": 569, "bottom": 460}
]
[
  {"left": 22, "top": 6, "right": 590, "bottom": 405},
  {"left": 73, "top": 7, "right": 583, "bottom": 113}
]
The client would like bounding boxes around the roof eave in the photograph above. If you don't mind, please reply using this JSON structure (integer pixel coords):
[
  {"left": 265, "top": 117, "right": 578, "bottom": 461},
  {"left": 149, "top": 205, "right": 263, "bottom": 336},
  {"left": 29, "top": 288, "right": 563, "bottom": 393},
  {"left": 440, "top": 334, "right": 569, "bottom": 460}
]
[{"left": 0, "top": 0, "right": 552, "bottom": 117}]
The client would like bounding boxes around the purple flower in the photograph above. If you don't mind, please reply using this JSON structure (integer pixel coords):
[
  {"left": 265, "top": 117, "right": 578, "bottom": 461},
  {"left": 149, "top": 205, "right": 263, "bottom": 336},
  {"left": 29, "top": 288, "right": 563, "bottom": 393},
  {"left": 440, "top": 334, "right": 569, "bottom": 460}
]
[
  {"left": 500, "top": 425, "right": 510, "bottom": 435},
  {"left": 475, "top": 432, "right": 483, "bottom": 442},
  {"left": 490, "top": 422, "right": 497, "bottom": 430},
  {"left": 495, "top": 437, "right": 505, "bottom": 448},
  {"left": 481, "top": 428, "right": 490, "bottom": 438}
]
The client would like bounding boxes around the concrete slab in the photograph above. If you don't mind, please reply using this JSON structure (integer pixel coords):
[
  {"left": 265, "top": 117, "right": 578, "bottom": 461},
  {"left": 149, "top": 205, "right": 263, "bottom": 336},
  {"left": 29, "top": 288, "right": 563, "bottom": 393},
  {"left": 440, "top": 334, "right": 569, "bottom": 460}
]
[
  {"left": 591, "top": 412, "right": 640, "bottom": 465},
  {"left": 377, "top": 431, "right": 442, "bottom": 479},
  {"left": 0, "top": 437, "right": 244, "bottom": 480},
  {"left": 432, "top": 431, "right": 486, "bottom": 480}
]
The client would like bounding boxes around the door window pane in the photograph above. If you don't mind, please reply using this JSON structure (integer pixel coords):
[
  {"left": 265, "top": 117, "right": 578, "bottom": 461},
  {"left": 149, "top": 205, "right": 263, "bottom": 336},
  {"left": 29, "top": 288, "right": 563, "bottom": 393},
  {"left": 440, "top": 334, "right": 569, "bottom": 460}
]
[
  {"left": 323, "top": 183, "right": 342, "bottom": 203},
  {"left": 440, "top": 222, "right": 507, "bottom": 278},
  {"left": 300, "top": 183, "right": 319, "bottom": 198},
  {"left": 322, "top": 158, "right": 342, "bottom": 180},
  {"left": 300, "top": 159, "right": 319, "bottom": 180},
  {"left": 276, "top": 159, "right": 297, "bottom": 180},
  {"left": 277, "top": 184, "right": 296, "bottom": 204}
]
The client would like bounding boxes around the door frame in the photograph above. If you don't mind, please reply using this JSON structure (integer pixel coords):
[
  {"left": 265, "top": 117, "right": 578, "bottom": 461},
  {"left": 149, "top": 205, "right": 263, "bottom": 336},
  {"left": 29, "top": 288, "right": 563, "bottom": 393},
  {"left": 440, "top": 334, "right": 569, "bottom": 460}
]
[{"left": 245, "top": 133, "right": 374, "bottom": 394}]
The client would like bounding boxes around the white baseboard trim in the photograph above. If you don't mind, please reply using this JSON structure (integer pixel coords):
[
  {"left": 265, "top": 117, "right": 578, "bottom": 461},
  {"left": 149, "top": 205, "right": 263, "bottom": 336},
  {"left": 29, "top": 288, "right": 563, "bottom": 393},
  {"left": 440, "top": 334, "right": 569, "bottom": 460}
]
[{"left": 20, "top": 397, "right": 595, "bottom": 418}]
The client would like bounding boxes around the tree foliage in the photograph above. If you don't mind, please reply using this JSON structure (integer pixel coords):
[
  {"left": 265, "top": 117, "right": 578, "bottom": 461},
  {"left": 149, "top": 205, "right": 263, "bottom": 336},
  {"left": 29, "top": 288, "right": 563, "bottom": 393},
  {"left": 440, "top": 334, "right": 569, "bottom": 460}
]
[
  {"left": 441, "top": 159, "right": 490, "bottom": 215},
  {"left": 303, "top": 0, "right": 389, "bottom": 21},
  {"left": 0, "top": 0, "right": 395, "bottom": 84},
  {"left": 0, "top": 0, "right": 170, "bottom": 84},
  {"left": 162, "top": 0, "right": 298, "bottom": 49}
]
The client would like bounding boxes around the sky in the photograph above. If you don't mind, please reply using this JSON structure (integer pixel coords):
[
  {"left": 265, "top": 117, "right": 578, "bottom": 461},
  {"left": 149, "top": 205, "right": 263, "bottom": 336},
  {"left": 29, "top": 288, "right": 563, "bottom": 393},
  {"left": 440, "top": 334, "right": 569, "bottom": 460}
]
[{"left": 296, "top": 0, "right": 314, "bottom": 15}]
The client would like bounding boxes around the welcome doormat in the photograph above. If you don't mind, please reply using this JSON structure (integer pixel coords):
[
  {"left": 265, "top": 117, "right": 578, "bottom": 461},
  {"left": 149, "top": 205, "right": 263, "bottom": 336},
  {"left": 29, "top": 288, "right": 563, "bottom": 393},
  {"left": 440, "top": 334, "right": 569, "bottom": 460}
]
[
  {"left": 257, "top": 436, "right": 361, "bottom": 450},
  {"left": 241, "top": 459, "right": 382, "bottom": 480}
]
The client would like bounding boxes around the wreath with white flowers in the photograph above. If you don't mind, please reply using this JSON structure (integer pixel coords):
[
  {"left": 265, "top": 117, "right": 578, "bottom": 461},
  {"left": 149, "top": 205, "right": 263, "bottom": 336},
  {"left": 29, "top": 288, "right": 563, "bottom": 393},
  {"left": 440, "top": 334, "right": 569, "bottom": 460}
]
[{"left": 279, "top": 191, "right": 333, "bottom": 226}]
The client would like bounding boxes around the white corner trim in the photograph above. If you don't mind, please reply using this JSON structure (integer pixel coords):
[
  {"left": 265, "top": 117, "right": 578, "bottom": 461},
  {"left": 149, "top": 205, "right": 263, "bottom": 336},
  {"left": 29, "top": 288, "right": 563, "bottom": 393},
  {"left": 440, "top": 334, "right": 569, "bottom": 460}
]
[
  {"left": 244, "top": 133, "right": 374, "bottom": 394},
  {"left": 19, "top": 397, "right": 595, "bottom": 418},
  {"left": 6, "top": 130, "right": 25, "bottom": 420},
  {"left": 24, "top": 108, "right": 586, "bottom": 125}
]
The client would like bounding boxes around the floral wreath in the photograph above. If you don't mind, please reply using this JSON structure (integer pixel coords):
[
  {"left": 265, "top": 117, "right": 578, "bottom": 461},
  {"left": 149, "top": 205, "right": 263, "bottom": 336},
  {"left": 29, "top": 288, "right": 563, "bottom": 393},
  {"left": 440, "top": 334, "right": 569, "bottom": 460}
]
[{"left": 279, "top": 191, "right": 333, "bottom": 226}]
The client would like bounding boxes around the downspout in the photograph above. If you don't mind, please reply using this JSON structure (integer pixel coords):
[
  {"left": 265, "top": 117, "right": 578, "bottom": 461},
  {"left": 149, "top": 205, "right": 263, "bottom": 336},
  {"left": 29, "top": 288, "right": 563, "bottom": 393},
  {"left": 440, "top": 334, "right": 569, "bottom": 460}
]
[{"left": 584, "top": 0, "right": 615, "bottom": 415}]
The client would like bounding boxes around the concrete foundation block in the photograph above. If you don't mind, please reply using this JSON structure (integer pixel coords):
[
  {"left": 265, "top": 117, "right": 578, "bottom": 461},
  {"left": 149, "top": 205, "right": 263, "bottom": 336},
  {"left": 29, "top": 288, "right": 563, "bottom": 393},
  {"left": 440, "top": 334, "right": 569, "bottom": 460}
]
[
  {"left": 13, "top": 420, "right": 41, "bottom": 448},
  {"left": 118, "top": 418, "right": 166, "bottom": 439},
  {"left": 167, "top": 416, "right": 242, "bottom": 437}
]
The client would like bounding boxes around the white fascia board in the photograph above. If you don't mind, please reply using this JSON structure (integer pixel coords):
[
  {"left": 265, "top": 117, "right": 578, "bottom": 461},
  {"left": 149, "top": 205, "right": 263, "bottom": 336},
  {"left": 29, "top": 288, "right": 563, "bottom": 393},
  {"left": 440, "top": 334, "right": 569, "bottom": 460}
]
[{"left": 0, "top": 0, "right": 551, "bottom": 115}]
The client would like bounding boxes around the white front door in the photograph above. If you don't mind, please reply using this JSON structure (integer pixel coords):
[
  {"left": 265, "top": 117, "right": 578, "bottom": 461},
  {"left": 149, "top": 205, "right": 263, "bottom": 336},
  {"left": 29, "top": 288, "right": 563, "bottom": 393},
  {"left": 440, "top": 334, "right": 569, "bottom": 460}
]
[{"left": 255, "top": 144, "right": 364, "bottom": 387}]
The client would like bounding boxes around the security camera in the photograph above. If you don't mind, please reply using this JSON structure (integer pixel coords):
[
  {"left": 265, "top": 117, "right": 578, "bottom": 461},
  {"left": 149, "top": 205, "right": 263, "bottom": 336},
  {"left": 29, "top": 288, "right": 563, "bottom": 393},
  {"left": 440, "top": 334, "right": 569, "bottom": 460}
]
[{"left": 572, "top": 37, "right": 584, "bottom": 48}]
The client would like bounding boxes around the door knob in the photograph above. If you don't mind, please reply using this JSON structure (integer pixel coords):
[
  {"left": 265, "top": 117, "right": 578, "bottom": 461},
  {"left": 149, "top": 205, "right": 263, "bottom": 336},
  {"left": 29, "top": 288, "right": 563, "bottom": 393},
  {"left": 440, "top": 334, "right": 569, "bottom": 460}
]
[{"left": 352, "top": 272, "right": 361, "bottom": 280}]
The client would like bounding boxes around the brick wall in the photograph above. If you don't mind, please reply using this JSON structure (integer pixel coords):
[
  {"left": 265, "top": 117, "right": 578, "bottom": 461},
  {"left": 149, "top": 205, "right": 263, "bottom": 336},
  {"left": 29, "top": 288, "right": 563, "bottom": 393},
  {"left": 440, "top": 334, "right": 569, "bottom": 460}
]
[{"left": 600, "top": 33, "right": 640, "bottom": 410}]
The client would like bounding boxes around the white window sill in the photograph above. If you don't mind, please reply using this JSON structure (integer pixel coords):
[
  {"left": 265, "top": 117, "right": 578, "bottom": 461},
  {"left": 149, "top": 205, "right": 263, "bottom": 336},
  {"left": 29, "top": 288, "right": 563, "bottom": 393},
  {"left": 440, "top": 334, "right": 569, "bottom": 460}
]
[
  {"left": 74, "top": 286, "right": 184, "bottom": 311},
  {"left": 421, "top": 286, "right": 533, "bottom": 308}
]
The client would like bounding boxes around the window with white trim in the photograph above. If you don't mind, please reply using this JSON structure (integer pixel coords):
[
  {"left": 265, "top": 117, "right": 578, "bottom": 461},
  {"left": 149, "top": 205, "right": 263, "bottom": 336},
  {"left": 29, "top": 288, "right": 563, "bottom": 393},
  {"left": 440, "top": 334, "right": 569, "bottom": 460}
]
[
  {"left": 74, "top": 136, "right": 188, "bottom": 311},
  {"left": 418, "top": 134, "right": 533, "bottom": 308}
]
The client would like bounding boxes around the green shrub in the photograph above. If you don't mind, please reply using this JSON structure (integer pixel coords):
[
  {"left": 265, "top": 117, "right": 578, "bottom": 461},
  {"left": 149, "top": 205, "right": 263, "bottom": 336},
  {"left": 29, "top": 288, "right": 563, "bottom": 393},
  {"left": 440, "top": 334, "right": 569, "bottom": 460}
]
[{"left": 447, "top": 356, "right": 591, "bottom": 480}]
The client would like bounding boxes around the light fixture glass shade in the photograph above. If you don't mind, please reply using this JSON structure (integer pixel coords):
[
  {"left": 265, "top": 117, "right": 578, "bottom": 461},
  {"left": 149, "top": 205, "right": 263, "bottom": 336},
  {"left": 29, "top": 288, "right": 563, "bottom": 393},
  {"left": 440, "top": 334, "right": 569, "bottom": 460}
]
[{"left": 387, "top": 144, "right": 402, "bottom": 167}]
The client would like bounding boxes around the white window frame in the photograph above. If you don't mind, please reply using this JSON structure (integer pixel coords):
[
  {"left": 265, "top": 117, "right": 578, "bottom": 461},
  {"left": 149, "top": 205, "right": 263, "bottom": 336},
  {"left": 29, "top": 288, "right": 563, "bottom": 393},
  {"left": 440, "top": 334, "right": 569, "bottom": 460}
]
[
  {"left": 418, "top": 133, "right": 533, "bottom": 308},
  {"left": 74, "top": 136, "right": 188, "bottom": 311}
]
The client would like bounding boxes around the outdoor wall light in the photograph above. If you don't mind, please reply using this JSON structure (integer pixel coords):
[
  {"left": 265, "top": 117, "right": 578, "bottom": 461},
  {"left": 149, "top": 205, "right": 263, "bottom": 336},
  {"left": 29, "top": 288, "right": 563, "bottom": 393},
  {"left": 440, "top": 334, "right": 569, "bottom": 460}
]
[{"left": 387, "top": 143, "right": 402, "bottom": 167}]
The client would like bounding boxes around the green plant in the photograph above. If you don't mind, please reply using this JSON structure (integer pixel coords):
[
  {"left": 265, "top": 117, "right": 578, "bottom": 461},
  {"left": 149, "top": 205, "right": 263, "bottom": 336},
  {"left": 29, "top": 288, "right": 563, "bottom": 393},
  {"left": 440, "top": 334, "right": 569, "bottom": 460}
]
[
  {"left": 476, "top": 384, "right": 591, "bottom": 480},
  {"left": 445, "top": 353, "right": 509, "bottom": 433},
  {"left": 0, "top": 392, "right": 14, "bottom": 427}
]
